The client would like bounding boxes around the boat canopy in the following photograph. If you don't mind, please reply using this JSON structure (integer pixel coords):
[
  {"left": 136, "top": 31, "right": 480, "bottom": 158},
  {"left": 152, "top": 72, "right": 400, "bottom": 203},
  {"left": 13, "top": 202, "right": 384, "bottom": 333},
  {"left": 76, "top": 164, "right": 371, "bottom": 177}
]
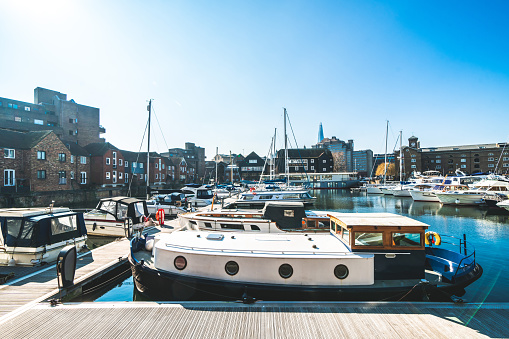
[
  {"left": 262, "top": 202, "right": 306, "bottom": 229},
  {"left": 0, "top": 211, "right": 87, "bottom": 248}
]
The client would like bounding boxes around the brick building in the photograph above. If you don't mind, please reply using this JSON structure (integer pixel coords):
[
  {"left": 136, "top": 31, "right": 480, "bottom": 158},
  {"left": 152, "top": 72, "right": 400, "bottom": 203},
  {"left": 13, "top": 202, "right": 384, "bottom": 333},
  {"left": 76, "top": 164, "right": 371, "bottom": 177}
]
[
  {"left": 238, "top": 152, "right": 265, "bottom": 181},
  {"left": 0, "top": 87, "right": 105, "bottom": 147},
  {"left": 85, "top": 142, "right": 125, "bottom": 187},
  {"left": 276, "top": 148, "right": 333, "bottom": 174},
  {"left": 1, "top": 130, "right": 90, "bottom": 192}
]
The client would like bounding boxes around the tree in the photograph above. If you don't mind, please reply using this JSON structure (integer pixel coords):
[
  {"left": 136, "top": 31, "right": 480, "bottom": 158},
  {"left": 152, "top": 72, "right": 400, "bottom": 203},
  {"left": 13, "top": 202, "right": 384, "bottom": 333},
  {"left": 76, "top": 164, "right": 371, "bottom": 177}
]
[{"left": 375, "top": 162, "right": 396, "bottom": 177}]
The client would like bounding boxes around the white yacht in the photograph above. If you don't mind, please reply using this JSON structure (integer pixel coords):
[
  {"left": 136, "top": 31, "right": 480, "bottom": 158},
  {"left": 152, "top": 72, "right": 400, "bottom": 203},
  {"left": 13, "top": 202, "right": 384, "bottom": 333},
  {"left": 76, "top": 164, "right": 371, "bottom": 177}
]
[
  {"left": 435, "top": 178, "right": 509, "bottom": 205},
  {"left": 233, "top": 189, "right": 316, "bottom": 209}
]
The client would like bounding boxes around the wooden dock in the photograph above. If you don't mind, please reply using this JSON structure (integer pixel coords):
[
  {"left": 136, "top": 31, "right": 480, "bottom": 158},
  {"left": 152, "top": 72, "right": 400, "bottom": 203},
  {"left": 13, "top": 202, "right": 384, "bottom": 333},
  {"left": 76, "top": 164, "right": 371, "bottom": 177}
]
[
  {"left": 0, "top": 220, "right": 507, "bottom": 338},
  {"left": 0, "top": 301, "right": 508, "bottom": 338}
]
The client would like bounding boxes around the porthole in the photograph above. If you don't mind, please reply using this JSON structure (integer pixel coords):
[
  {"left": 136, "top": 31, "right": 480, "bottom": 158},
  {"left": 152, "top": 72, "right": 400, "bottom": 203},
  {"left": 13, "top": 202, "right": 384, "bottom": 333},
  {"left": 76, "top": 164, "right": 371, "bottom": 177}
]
[
  {"left": 225, "top": 261, "right": 239, "bottom": 276},
  {"left": 174, "top": 256, "right": 187, "bottom": 270},
  {"left": 279, "top": 263, "right": 293, "bottom": 279},
  {"left": 334, "top": 264, "right": 349, "bottom": 279}
]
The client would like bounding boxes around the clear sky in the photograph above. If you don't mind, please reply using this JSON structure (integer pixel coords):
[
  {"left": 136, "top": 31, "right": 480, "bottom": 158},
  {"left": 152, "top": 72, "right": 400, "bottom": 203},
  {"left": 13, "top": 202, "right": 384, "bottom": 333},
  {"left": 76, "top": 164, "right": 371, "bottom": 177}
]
[{"left": 1, "top": 0, "right": 509, "bottom": 159}]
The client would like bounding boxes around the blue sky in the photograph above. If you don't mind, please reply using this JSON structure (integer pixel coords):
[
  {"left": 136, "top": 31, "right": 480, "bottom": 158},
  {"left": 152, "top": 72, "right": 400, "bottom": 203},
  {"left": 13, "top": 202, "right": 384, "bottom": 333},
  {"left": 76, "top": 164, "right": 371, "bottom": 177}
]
[{"left": 1, "top": 0, "right": 509, "bottom": 159}]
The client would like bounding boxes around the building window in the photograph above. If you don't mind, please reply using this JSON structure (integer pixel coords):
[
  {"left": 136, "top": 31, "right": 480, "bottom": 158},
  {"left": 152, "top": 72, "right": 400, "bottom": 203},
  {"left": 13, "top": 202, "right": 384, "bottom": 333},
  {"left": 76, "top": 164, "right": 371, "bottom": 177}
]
[
  {"left": 311, "top": 159, "right": 314, "bottom": 163},
  {"left": 474, "top": 164, "right": 480, "bottom": 169},
  {"left": 71, "top": 155, "right": 75, "bottom": 163},
  {"left": 80, "top": 156, "right": 87, "bottom": 164},
  {"left": 80, "top": 172, "right": 87, "bottom": 184},
  {"left": 155, "top": 174, "right": 159, "bottom": 179},
  {"left": 461, "top": 164, "right": 466, "bottom": 168},
  {"left": 411, "top": 154, "right": 416, "bottom": 157},
  {"left": 460, "top": 159, "right": 466, "bottom": 163},
  {"left": 488, "top": 164, "right": 495, "bottom": 168},
  {"left": 106, "top": 172, "right": 110, "bottom": 180},
  {"left": 162, "top": 163, "right": 165, "bottom": 169},
  {"left": 58, "top": 171, "right": 67, "bottom": 185},
  {"left": 106, "top": 158, "right": 111, "bottom": 165},
  {"left": 504, "top": 163, "right": 509, "bottom": 168},
  {"left": 112, "top": 152, "right": 117, "bottom": 166},
  {"left": 411, "top": 159, "right": 416, "bottom": 163},
  {"left": 34, "top": 119, "right": 44, "bottom": 125},
  {"left": 448, "top": 159, "right": 453, "bottom": 164},
  {"left": 25, "top": 106, "right": 30, "bottom": 111},
  {"left": 311, "top": 166, "right": 314, "bottom": 170},
  {"left": 436, "top": 165, "right": 441, "bottom": 169},
  {"left": 436, "top": 160, "right": 441, "bottom": 163},
  {"left": 504, "top": 157, "right": 509, "bottom": 161},
  {"left": 14, "top": 117, "right": 21, "bottom": 122},
  {"left": 488, "top": 153, "right": 494, "bottom": 156},
  {"left": 58, "top": 153, "right": 66, "bottom": 162},
  {"left": 125, "top": 173, "right": 128, "bottom": 183},
  {"left": 113, "top": 170, "right": 117, "bottom": 183},
  {"left": 4, "top": 148, "right": 15, "bottom": 159},
  {"left": 162, "top": 174, "right": 165, "bottom": 180},
  {"left": 125, "top": 161, "right": 128, "bottom": 167},
  {"left": 132, "top": 162, "right": 137, "bottom": 168},
  {"left": 37, "top": 151, "right": 46, "bottom": 160},
  {"left": 488, "top": 157, "right": 494, "bottom": 161},
  {"left": 139, "top": 163, "right": 144, "bottom": 169},
  {"left": 119, "top": 158, "right": 123, "bottom": 166},
  {"left": 37, "top": 170, "right": 46, "bottom": 179},
  {"left": 474, "top": 158, "right": 480, "bottom": 163},
  {"left": 411, "top": 165, "right": 416, "bottom": 169},
  {"left": 4, "top": 169, "right": 15, "bottom": 186},
  {"left": 70, "top": 171, "right": 75, "bottom": 180},
  {"left": 155, "top": 163, "right": 158, "bottom": 169}
]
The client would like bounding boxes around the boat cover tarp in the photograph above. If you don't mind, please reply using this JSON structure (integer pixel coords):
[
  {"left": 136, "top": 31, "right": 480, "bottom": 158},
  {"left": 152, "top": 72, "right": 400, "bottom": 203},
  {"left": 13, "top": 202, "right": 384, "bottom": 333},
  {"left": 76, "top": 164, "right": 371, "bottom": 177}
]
[{"left": 262, "top": 202, "right": 306, "bottom": 229}]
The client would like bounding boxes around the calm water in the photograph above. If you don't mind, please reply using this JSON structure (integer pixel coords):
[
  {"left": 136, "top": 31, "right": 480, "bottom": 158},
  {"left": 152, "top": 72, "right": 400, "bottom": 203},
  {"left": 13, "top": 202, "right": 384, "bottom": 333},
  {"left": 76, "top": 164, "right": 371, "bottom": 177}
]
[{"left": 88, "top": 190, "right": 509, "bottom": 302}]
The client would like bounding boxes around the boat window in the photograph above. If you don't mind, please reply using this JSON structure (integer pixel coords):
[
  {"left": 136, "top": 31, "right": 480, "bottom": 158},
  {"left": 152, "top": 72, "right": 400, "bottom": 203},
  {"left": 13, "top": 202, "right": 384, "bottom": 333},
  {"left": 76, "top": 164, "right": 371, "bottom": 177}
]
[
  {"left": 243, "top": 196, "right": 254, "bottom": 201},
  {"left": 392, "top": 233, "right": 421, "bottom": 247},
  {"left": 133, "top": 202, "right": 145, "bottom": 217},
  {"left": 282, "top": 194, "right": 300, "bottom": 199},
  {"left": 342, "top": 228, "right": 350, "bottom": 243},
  {"left": 174, "top": 256, "right": 187, "bottom": 270},
  {"left": 204, "top": 222, "right": 212, "bottom": 228},
  {"left": 250, "top": 225, "right": 260, "bottom": 231},
  {"left": 225, "top": 261, "right": 239, "bottom": 276},
  {"left": 278, "top": 263, "right": 293, "bottom": 279},
  {"left": 99, "top": 200, "right": 116, "bottom": 214},
  {"left": 220, "top": 224, "right": 244, "bottom": 230},
  {"left": 258, "top": 195, "right": 272, "bottom": 200},
  {"left": 354, "top": 232, "right": 383, "bottom": 246},
  {"left": 6, "top": 218, "right": 22, "bottom": 243},
  {"left": 51, "top": 215, "right": 77, "bottom": 235},
  {"left": 318, "top": 219, "right": 330, "bottom": 228},
  {"left": 334, "top": 264, "right": 349, "bottom": 279},
  {"left": 117, "top": 204, "right": 128, "bottom": 219}
]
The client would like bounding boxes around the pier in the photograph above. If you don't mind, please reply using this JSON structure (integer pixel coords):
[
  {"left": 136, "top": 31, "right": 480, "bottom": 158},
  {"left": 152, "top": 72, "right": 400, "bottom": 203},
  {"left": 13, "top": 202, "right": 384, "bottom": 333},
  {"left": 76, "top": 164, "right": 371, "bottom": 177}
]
[{"left": 0, "top": 223, "right": 507, "bottom": 338}]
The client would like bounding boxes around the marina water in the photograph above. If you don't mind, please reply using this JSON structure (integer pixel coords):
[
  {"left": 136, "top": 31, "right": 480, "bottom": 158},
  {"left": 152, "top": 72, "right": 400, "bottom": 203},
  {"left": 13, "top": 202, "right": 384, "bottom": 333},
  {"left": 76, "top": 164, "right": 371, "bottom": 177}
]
[{"left": 89, "top": 190, "right": 509, "bottom": 302}]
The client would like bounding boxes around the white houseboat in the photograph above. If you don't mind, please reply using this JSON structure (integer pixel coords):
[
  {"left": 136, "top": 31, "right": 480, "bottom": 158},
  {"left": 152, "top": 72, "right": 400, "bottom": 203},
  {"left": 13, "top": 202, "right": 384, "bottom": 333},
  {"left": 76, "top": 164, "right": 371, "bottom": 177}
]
[{"left": 130, "top": 213, "right": 482, "bottom": 301}]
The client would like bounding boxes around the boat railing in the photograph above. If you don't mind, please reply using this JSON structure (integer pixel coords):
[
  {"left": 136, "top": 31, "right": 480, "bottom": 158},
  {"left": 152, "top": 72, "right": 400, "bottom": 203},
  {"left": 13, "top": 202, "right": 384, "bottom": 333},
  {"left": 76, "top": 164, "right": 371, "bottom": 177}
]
[{"left": 427, "top": 234, "right": 476, "bottom": 282}]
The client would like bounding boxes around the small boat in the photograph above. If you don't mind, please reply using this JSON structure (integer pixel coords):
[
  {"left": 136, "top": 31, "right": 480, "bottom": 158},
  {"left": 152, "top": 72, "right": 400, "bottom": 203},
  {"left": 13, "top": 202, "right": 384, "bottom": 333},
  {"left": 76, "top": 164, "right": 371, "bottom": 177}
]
[
  {"left": 496, "top": 199, "right": 509, "bottom": 211},
  {"left": 0, "top": 206, "right": 87, "bottom": 266},
  {"left": 84, "top": 196, "right": 149, "bottom": 237},
  {"left": 181, "top": 185, "right": 215, "bottom": 208},
  {"left": 129, "top": 212, "right": 482, "bottom": 301},
  {"left": 146, "top": 193, "right": 187, "bottom": 218},
  {"left": 232, "top": 189, "right": 316, "bottom": 209},
  {"left": 435, "top": 179, "right": 509, "bottom": 206},
  {"left": 178, "top": 201, "right": 330, "bottom": 232}
]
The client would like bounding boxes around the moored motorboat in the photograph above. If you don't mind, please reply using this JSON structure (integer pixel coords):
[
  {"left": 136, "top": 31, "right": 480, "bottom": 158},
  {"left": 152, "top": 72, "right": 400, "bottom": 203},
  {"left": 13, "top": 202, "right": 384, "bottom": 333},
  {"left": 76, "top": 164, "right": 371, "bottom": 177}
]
[
  {"left": 232, "top": 189, "right": 316, "bottom": 209},
  {"left": 84, "top": 196, "right": 149, "bottom": 237},
  {"left": 129, "top": 213, "right": 482, "bottom": 302},
  {"left": 0, "top": 206, "right": 87, "bottom": 266}
]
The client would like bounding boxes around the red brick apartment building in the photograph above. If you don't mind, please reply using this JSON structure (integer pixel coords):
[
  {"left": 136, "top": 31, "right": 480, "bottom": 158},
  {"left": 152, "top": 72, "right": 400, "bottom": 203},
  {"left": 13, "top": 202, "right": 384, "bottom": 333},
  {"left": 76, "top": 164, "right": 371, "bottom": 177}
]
[{"left": 0, "top": 130, "right": 90, "bottom": 192}]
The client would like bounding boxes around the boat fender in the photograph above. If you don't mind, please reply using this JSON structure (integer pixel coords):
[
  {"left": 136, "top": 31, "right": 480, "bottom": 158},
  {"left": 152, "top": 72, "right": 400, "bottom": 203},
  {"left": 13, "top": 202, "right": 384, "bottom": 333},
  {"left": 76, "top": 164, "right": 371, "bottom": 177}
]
[
  {"left": 145, "top": 239, "right": 154, "bottom": 252},
  {"left": 425, "top": 231, "right": 441, "bottom": 246}
]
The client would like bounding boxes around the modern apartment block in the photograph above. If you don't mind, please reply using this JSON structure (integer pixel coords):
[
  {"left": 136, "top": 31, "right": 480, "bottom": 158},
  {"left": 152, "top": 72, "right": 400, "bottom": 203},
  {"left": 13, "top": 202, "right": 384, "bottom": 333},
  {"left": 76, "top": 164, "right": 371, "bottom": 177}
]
[
  {"left": 0, "top": 87, "right": 105, "bottom": 147},
  {"left": 313, "top": 136, "right": 354, "bottom": 172}
]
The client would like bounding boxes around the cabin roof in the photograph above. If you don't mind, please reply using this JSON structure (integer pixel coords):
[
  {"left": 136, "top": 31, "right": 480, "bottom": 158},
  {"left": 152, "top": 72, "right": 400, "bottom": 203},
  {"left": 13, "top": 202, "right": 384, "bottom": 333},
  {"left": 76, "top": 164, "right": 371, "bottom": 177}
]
[
  {"left": 0, "top": 207, "right": 70, "bottom": 217},
  {"left": 99, "top": 196, "right": 144, "bottom": 204},
  {"left": 328, "top": 212, "right": 429, "bottom": 228}
]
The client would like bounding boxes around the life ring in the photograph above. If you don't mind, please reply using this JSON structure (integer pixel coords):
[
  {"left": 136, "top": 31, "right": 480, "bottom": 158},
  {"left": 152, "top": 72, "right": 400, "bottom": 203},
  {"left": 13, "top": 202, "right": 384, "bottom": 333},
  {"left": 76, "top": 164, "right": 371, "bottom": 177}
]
[
  {"left": 155, "top": 209, "right": 165, "bottom": 225},
  {"left": 176, "top": 201, "right": 182, "bottom": 207},
  {"left": 425, "top": 231, "right": 441, "bottom": 246}
]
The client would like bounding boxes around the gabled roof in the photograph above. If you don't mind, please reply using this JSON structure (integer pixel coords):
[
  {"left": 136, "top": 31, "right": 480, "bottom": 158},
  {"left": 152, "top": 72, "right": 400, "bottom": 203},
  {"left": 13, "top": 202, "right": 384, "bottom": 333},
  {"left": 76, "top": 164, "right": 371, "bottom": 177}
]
[
  {"left": 278, "top": 148, "right": 331, "bottom": 158},
  {"left": 120, "top": 150, "right": 142, "bottom": 162},
  {"left": 66, "top": 142, "right": 90, "bottom": 156},
  {"left": 0, "top": 129, "right": 53, "bottom": 149},
  {"left": 85, "top": 142, "right": 119, "bottom": 156}
]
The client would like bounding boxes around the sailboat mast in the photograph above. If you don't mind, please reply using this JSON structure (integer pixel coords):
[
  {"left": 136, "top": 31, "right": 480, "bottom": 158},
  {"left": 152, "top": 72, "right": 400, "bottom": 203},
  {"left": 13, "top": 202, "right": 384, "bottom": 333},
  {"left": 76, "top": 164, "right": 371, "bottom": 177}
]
[
  {"left": 215, "top": 147, "right": 218, "bottom": 185},
  {"left": 284, "top": 108, "right": 289, "bottom": 185},
  {"left": 272, "top": 128, "right": 277, "bottom": 180},
  {"left": 399, "top": 130, "right": 403, "bottom": 182},
  {"left": 146, "top": 99, "right": 152, "bottom": 199},
  {"left": 384, "top": 120, "right": 388, "bottom": 186}
]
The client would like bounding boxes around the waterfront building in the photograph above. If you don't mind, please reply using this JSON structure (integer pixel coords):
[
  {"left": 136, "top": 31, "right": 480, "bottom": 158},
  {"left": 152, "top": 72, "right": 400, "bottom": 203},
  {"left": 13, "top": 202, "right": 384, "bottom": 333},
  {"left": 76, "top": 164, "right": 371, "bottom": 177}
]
[
  {"left": 313, "top": 137, "right": 354, "bottom": 172},
  {"left": 238, "top": 152, "right": 265, "bottom": 181},
  {"left": 395, "top": 136, "right": 509, "bottom": 178},
  {"left": 373, "top": 153, "right": 396, "bottom": 178},
  {"left": 0, "top": 87, "right": 105, "bottom": 147},
  {"left": 352, "top": 149, "right": 373, "bottom": 178},
  {"left": 276, "top": 148, "right": 333, "bottom": 174},
  {"left": 85, "top": 142, "right": 126, "bottom": 188},
  {"left": 162, "top": 142, "right": 205, "bottom": 181},
  {"left": 0, "top": 130, "right": 90, "bottom": 193}
]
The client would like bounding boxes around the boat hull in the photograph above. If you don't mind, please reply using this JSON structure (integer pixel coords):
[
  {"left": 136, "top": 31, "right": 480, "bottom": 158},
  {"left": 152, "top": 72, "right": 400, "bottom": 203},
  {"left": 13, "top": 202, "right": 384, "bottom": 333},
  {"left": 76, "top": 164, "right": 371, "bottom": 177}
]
[
  {"left": 129, "top": 252, "right": 482, "bottom": 302},
  {"left": 435, "top": 193, "right": 484, "bottom": 206},
  {"left": 410, "top": 190, "right": 440, "bottom": 202}
]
